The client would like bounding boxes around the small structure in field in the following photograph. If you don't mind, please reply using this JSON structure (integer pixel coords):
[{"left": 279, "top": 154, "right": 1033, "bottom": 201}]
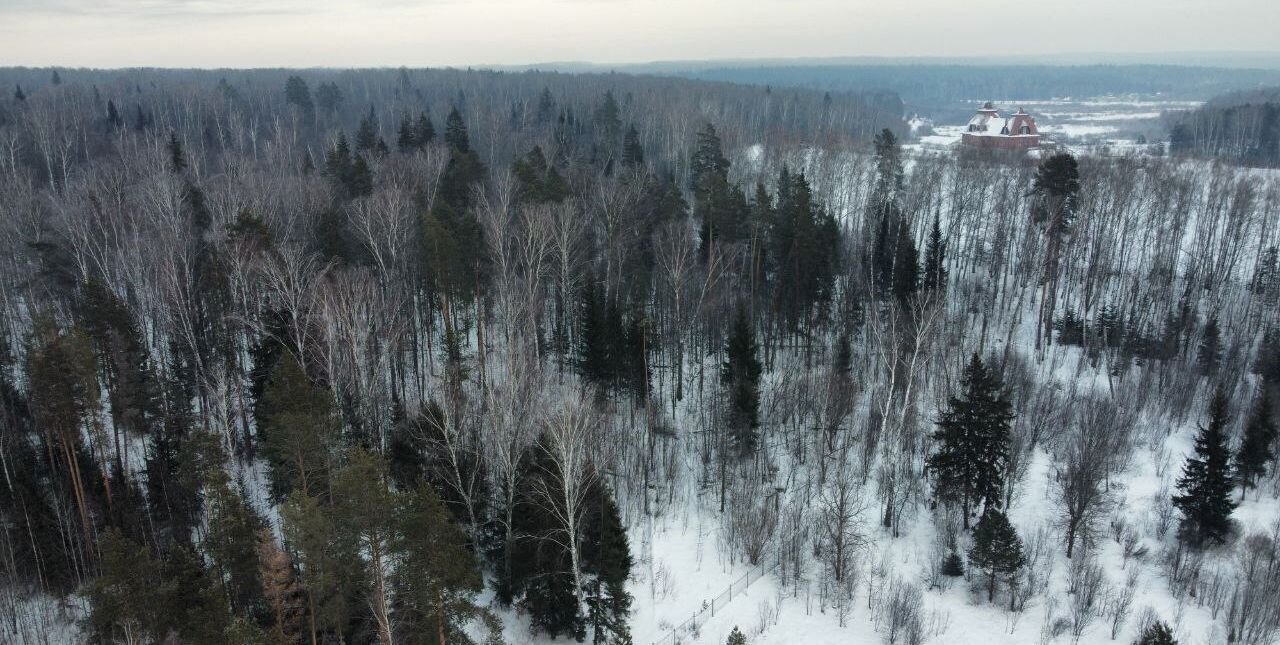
[{"left": 961, "top": 102, "right": 1041, "bottom": 151}]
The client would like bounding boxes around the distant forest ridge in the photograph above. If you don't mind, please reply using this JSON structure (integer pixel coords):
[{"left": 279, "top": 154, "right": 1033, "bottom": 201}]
[
  {"left": 507, "top": 61, "right": 1280, "bottom": 115},
  {"left": 0, "top": 66, "right": 907, "bottom": 172},
  {"left": 672, "top": 65, "right": 1280, "bottom": 111},
  {"left": 1170, "top": 85, "right": 1280, "bottom": 167},
  {"left": 522, "top": 51, "right": 1280, "bottom": 71}
]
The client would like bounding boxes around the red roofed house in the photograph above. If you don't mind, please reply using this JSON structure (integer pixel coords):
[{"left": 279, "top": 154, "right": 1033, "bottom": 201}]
[{"left": 960, "top": 102, "right": 1041, "bottom": 151}]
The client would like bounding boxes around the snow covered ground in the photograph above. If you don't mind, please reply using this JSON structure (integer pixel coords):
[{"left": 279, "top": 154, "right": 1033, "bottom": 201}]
[
  {"left": 489, "top": 144, "right": 1280, "bottom": 645},
  {"left": 908, "top": 97, "right": 1196, "bottom": 152},
  {"left": 488, "top": 339, "right": 1280, "bottom": 644}
]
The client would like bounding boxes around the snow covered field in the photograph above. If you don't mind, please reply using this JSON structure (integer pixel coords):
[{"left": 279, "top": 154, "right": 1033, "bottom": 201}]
[{"left": 910, "top": 97, "right": 1197, "bottom": 151}]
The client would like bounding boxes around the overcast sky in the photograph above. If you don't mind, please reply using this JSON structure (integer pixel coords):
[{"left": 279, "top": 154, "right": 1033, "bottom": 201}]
[{"left": 2, "top": 0, "right": 1279, "bottom": 68}]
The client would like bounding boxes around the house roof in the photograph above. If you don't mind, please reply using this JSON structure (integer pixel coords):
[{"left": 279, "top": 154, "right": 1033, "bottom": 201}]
[{"left": 964, "top": 103, "right": 1039, "bottom": 138}]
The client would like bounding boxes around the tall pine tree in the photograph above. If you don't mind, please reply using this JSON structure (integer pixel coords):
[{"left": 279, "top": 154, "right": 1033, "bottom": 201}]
[
  {"left": 393, "top": 482, "right": 487, "bottom": 645},
  {"left": 259, "top": 356, "right": 339, "bottom": 502}
]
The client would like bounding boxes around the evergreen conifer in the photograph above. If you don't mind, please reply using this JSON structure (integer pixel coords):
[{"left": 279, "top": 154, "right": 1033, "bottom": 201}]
[
  {"left": 968, "top": 509, "right": 1025, "bottom": 605},
  {"left": 722, "top": 306, "right": 763, "bottom": 456},
  {"left": 1173, "top": 389, "right": 1237, "bottom": 545},
  {"left": 927, "top": 353, "right": 1014, "bottom": 527}
]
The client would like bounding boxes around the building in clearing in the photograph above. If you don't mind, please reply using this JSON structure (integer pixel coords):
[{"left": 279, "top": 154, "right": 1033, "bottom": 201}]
[{"left": 960, "top": 102, "right": 1041, "bottom": 151}]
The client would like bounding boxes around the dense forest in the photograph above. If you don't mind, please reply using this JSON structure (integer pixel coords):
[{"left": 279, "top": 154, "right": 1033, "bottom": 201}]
[
  {"left": 1170, "top": 86, "right": 1280, "bottom": 167},
  {"left": 2, "top": 66, "right": 1280, "bottom": 645}
]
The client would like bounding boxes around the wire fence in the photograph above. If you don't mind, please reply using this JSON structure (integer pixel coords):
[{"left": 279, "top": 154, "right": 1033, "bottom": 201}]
[{"left": 651, "top": 557, "right": 778, "bottom": 645}]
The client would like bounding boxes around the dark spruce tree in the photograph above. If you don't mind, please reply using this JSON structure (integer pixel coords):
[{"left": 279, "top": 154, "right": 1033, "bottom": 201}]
[
  {"left": 397, "top": 114, "right": 417, "bottom": 152},
  {"left": 594, "top": 90, "right": 622, "bottom": 142},
  {"left": 1136, "top": 621, "right": 1178, "bottom": 645},
  {"left": 1236, "top": 389, "right": 1277, "bottom": 493},
  {"left": 347, "top": 154, "right": 374, "bottom": 198},
  {"left": 144, "top": 356, "right": 202, "bottom": 546},
  {"left": 204, "top": 476, "right": 268, "bottom": 621},
  {"left": 535, "top": 87, "right": 557, "bottom": 122},
  {"left": 1256, "top": 327, "right": 1280, "bottom": 384},
  {"left": 722, "top": 306, "right": 763, "bottom": 457},
  {"left": 1055, "top": 310, "right": 1086, "bottom": 346},
  {"left": 1172, "top": 389, "right": 1237, "bottom": 546},
  {"left": 133, "top": 104, "right": 151, "bottom": 131},
  {"left": 85, "top": 528, "right": 171, "bottom": 643},
  {"left": 922, "top": 213, "right": 948, "bottom": 293},
  {"left": 1197, "top": 316, "right": 1222, "bottom": 376},
  {"left": 890, "top": 218, "right": 920, "bottom": 303},
  {"left": 415, "top": 112, "right": 436, "bottom": 146},
  {"left": 355, "top": 106, "right": 379, "bottom": 152},
  {"left": 622, "top": 314, "right": 651, "bottom": 405},
  {"left": 424, "top": 107, "right": 487, "bottom": 315},
  {"left": 1096, "top": 302, "right": 1123, "bottom": 349},
  {"left": 514, "top": 145, "right": 570, "bottom": 204},
  {"left": 511, "top": 438, "right": 587, "bottom": 640},
  {"left": 158, "top": 543, "right": 233, "bottom": 644},
  {"left": 76, "top": 278, "right": 158, "bottom": 455},
  {"left": 584, "top": 481, "right": 634, "bottom": 644},
  {"left": 315, "top": 81, "right": 344, "bottom": 114},
  {"left": 622, "top": 125, "right": 645, "bottom": 168},
  {"left": 869, "top": 204, "right": 917, "bottom": 303},
  {"left": 576, "top": 272, "right": 613, "bottom": 388},
  {"left": 927, "top": 353, "right": 1014, "bottom": 528},
  {"left": 726, "top": 626, "right": 748, "bottom": 645},
  {"left": 768, "top": 167, "right": 841, "bottom": 330},
  {"left": 870, "top": 128, "right": 904, "bottom": 213},
  {"left": 283, "top": 75, "right": 315, "bottom": 122},
  {"left": 942, "top": 549, "right": 964, "bottom": 577},
  {"left": 314, "top": 206, "right": 354, "bottom": 265},
  {"left": 106, "top": 99, "right": 123, "bottom": 128},
  {"left": 445, "top": 106, "right": 470, "bottom": 153},
  {"left": 967, "top": 509, "right": 1025, "bottom": 606},
  {"left": 168, "top": 131, "right": 187, "bottom": 174},
  {"left": 324, "top": 133, "right": 353, "bottom": 193}
]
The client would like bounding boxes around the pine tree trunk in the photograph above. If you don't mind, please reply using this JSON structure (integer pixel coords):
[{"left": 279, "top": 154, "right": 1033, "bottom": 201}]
[{"left": 437, "top": 588, "right": 447, "bottom": 645}]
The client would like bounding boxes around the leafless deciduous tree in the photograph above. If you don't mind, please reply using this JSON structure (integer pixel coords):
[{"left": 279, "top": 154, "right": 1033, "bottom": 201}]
[
  {"left": 532, "top": 392, "right": 602, "bottom": 601},
  {"left": 1056, "top": 397, "right": 1134, "bottom": 558},
  {"left": 1067, "top": 557, "right": 1105, "bottom": 644}
]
